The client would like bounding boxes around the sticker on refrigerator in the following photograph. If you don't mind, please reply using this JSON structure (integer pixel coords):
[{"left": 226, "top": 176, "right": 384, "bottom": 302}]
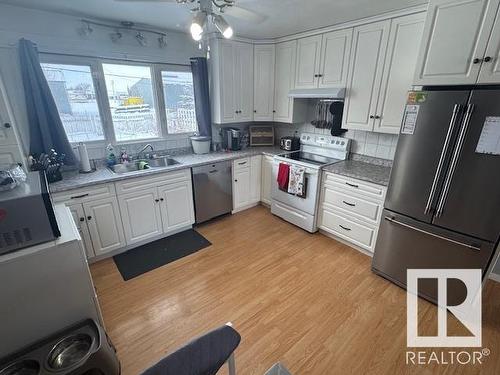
[
  {"left": 476, "top": 116, "right": 500, "bottom": 155},
  {"left": 401, "top": 105, "right": 420, "bottom": 135},
  {"left": 407, "top": 92, "right": 427, "bottom": 104}
]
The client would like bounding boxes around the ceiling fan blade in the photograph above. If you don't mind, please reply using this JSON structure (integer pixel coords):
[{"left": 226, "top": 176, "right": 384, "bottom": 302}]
[{"left": 223, "top": 6, "right": 267, "bottom": 24}]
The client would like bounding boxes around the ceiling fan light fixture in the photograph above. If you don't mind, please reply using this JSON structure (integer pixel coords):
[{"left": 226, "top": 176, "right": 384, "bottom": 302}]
[
  {"left": 190, "top": 11, "right": 206, "bottom": 40},
  {"left": 213, "top": 15, "right": 233, "bottom": 39}
]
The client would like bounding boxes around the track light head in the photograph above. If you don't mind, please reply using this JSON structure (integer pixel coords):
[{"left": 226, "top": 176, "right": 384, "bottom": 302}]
[
  {"left": 110, "top": 31, "right": 122, "bottom": 43},
  {"left": 158, "top": 35, "right": 168, "bottom": 48},
  {"left": 136, "top": 32, "right": 148, "bottom": 46},
  {"left": 213, "top": 15, "right": 233, "bottom": 39},
  {"left": 190, "top": 11, "right": 206, "bottom": 41}
]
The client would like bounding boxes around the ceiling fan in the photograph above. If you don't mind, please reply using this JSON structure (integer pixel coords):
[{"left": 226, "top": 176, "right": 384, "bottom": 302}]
[{"left": 114, "top": 0, "right": 267, "bottom": 40}]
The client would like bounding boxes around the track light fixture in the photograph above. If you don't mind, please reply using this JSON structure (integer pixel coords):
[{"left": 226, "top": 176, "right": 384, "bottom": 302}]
[
  {"left": 190, "top": 11, "right": 207, "bottom": 41},
  {"left": 110, "top": 31, "right": 122, "bottom": 43},
  {"left": 213, "top": 14, "right": 233, "bottom": 39},
  {"left": 158, "top": 35, "right": 168, "bottom": 48},
  {"left": 78, "top": 21, "right": 93, "bottom": 37}
]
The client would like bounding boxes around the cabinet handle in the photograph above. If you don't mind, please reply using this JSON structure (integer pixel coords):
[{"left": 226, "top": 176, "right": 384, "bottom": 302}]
[
  {"left": 273, "top": 110, "right": 276, "bottom": 113},
  {"left": 87, "top": 216, "right": 92, "bottom": 220},
  {"left": 314, "top": 74, "right": 319, "bottom": 77},
  {"left": 238, "top": 161, "right": 247, "bottom": 165},
  {"left": 369, "top": 115, "right": 374, "bottom": 119},
  {"left": 3, "top": 123, "right": 11, "bottom": 129},
  {"left": 339, "top": 224, "right": 351, "bottom": 231},
  {"left": 79, "top": 217, "right": 85, "bottom": 222},
  {"left": 318, "top": 74, "right": 323, "bottom": 77},
  {"left": 345, "top": 182, "right": 359, "bottom": 188},
  {"left": 254, "top": 110, "right": 257, "bottom": 113},
  {"left": 160, "top": 198, "right": 164, "bottom": 201},
  {"left": 374, "top": 115, "right": 381, "bottom": 119},
  {"left": 473, "top": 58, "right": 482, "bottom": 64},
  {"left": 484, "top": 56, "right": 492, "bottom": 62},
  {"left": 155, "top": 198, "right": 160, "bottom": 202},
  {"left": 70, "top": 193, "right": 89, "bottom": 199},
  {"left": 342, "top": 200, "right": 356, "bottom": 207},
  {"left": 234, "top": 179, "right": 238, "bottom": 182}
]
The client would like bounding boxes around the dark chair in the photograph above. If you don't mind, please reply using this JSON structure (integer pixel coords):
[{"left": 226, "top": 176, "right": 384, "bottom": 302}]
[{"left": 141, "top": 323, "right": 241, "bottom": 375}]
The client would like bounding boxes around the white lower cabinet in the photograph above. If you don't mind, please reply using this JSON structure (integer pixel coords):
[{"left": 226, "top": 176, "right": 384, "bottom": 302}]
[
  {"left": 319, "top": 172, "right": 386, "bottom": 254},
  {"left": 118, "top": 188, "right": 163, "bottom": 245},
  {"left": 232, "top": 155, "right": 261, "bottom": 212},
  {"left": 68, "top": 204, "right": 95, "bottom": 259},
  {"left": 83, "top": 197, "right": 126, "bottom": 255},
  {"left": 261, "top": 155, "right": 274, "bottom": 205},
  {"left": 159, "top": 180, "right": 195, "bottom": 233}
]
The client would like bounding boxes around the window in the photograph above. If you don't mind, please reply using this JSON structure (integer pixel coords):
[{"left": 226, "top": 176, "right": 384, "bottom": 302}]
[
  {"left": 102, "top": 63, "right": 160, "bottom": 142},
  {"left": 41, "top": 63, "right": 104, "bottom": 143},
  {"left": 161, "top": 70, "right": 197, "bottom": 134}
]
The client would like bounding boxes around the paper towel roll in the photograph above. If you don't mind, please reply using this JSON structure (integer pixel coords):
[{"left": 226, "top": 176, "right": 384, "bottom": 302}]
[{"left": 78, "top": 143, "right": 92, "bottom": 172}]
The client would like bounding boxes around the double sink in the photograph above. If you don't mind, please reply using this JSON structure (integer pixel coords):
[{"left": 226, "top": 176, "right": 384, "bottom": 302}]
[{"left": 109, "top": 156, "right": 180, "bottom": 174}]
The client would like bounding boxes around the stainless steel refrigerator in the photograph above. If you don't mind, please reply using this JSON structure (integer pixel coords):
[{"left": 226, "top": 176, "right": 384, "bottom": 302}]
[{"left": 372, "top": 86, "right": 500, "bottom": 304}]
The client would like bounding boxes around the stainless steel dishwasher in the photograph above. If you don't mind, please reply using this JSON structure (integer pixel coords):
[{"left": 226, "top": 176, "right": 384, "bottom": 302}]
[{"left": 192, "top": 161, "right": 233, "bottom": 223}]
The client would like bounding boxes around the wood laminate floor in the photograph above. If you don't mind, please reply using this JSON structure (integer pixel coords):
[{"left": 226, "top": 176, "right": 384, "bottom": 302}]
[{"left": 90, "top": 206, "right": 500, "bottom": 375}]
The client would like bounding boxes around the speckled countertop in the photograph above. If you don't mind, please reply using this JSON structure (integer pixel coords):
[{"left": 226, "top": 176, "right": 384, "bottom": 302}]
[
  {"left": 49, "top": 146, "right": 284, "bottom": 193},
  {"left": 323, "top": 159, "right": 392, "bottom": 186}
]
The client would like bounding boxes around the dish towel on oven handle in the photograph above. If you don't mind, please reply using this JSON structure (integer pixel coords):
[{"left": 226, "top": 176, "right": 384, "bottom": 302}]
[
  {"left": 288, "top": 165, "right": 305, "bottom": 196},
  {"left": 277, "top": 163, "right": 290, "bottom": 191}
]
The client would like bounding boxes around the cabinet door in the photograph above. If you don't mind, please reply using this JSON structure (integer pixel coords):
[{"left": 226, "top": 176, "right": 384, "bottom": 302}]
[
  {"left": 343, "top": 20, "right": 391, "bottom": 131},
  {"left": 414, "top": 0, "right": 499, "bottom": 85},
  {"left": 374, "top": 14, "right": 425, "bottom": 134},
  {"left": 235, "top": 43, "right": 254, "bottom": 122},
  {"left": 0, "top": 75, "right": 22, "bottom": 147},
  {"left": 318, "top": 29, "right": 353, "bottom": 88},
  {"left": 261, "top": 155, "right": 273, "bottom": 205},
  {"left": 159, "top": 181, "right": 195, "bottom": 233},
  {"left": 0, "top": 145, "right": 24, "bottom": 166},
  {"left": 254, "top": 45, "right": 276, "bottom": 121},
  {"left": 250, "top": 155, "right": 262, "bottom": 203},
  {"left": 233, "top": 167, "right": 251, "bottom": 210},
  {"left": 274, "top": 40, "right": 297, "bottom": 123},
  {"left": 83, "top": 197, "right": 125, "bottom": 255},
  {"left": 295, "top": 35, "right": 322, "bottom": 89},
  {"left": 118, "top": 188, "right": 163, "bottom": 245},
  {"left": 219, "top": 41, "right": 237, "bottom": 123},
  {"left": 68, "top": 204, "right": 95, "bottom": 259},
  {"left": 478, "top": 5, "right": 500, "bottom": 83}
]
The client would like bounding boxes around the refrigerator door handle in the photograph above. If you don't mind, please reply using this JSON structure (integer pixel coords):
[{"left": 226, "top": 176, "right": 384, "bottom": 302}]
[
  {"left": 424, "top": 104, "right": 462, "bottom": 215},
  {"left": 384, "top": 216, "right": 481, "bottom": 251},
  {"left": 435, "top": 103, "right": 475, "bottom": 218}
]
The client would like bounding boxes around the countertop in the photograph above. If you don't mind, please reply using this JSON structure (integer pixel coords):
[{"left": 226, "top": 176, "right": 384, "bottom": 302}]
[
  {"left": 322, "top": 160, "right": 392, "bottom": 186},
  {"left": 49, "top": 146, "right": 284, "bottom": 193}
]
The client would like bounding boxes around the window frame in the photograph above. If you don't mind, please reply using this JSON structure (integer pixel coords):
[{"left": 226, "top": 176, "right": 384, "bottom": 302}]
[{"left": 39, "top": 53, "right": 198, "bottom": 148}]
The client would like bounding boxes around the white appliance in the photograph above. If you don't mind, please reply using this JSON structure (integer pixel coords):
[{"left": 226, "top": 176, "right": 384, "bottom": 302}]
[{"left": 271, "top": 133, "right": 350, "bottom": 232}]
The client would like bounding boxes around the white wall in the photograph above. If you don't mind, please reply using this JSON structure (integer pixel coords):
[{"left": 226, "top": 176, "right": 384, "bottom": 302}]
[{"left": 0, "top": 4, "right": 203, "bottom": 158}]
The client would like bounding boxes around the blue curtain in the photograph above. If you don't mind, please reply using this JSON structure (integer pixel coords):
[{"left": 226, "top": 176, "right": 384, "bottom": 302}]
[
  {"left": 190, "top": 57, "right": 212, "bottom": 137},
  {"left": 19, "top": 39, "right": 76, "bottom": 165}
]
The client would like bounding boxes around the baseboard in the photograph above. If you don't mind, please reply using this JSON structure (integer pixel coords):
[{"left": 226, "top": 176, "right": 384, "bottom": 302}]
[{"left": 489, "top": 272, "right": 500, "bottom": 283}]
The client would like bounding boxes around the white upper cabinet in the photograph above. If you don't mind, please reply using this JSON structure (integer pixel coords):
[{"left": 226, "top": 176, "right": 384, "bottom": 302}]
[
  {"left": 343, "top": 20, "right": 391, "bottom": 131},
  {"left": 374, "top": 13, "right": 426, "bottom": 134},
  {"left": 253, "top": 44, "right": 276, "bottom": 121},
  {"left": 478, "top": 5, "right": 500, "bottom": 83},
  {"left": 295, "top": 35, "right": 323, "bottom": 89},
  {"left": 295, "top": 30, "right": 352, "bottom": 89},
  {"left": 274, "top": 40, "right": 298, "bottom": 123},
  {"left": 211, "top": 40, "right": 254, "bottom": 124},
  {"left": 318, "top": 29, "right": 353, "bottom": 88},
  {"left": 414, "top": 0, "right": 500, "bottom": 85}
]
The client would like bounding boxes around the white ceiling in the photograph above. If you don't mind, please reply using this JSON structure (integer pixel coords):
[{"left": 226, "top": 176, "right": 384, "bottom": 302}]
[{"left": 0, "top": 0, "right": 428, "bottom": 39}]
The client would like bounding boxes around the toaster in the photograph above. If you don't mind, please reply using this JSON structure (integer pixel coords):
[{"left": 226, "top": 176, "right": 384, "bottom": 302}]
[{"left": 280, "top": 136, "right": 300, "bottom": 151}]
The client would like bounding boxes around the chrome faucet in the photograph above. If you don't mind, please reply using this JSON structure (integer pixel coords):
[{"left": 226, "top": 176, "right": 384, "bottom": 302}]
[{"left": 137, "top": 144, "right": 154, "bottom": 159}]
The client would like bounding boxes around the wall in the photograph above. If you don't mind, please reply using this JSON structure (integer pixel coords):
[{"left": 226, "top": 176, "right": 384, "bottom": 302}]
[{"left": 0, "top": 4, "right": 203, "bottom": 159}]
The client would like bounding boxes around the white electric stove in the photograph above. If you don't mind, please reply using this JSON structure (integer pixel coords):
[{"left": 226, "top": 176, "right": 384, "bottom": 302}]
[{"left": 271, "top": 133, "right": 350, "bottom": 232}]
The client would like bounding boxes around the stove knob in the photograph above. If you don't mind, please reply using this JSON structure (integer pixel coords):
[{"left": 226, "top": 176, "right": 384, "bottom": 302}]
[
  {"left": 335, "top": 140, "right": 340, "bottom": 144},
  {"left": 341, "top": 141, "right": 345, "bottom": 145}
]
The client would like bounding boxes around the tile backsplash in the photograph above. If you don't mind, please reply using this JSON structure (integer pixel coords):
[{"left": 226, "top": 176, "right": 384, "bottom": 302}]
[{"left": 275, "top": 122, "right": 398, "bottom": 160}]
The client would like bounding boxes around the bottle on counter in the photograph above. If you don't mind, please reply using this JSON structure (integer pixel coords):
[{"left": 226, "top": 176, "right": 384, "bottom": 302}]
[{"left": 106, "top": 144, "right": 117, "bottom": 166}]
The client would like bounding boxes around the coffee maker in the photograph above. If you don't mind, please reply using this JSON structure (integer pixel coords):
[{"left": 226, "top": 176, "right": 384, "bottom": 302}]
[{"left": 222, "top": 128, "right": 242, "bottom": 151}]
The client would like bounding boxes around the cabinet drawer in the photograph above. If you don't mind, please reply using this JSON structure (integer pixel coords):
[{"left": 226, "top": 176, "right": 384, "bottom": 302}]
[
  {"left": 52, "top": 183, "right": 116, "bottom": 204},
  {"left": 322, "top": 187, "right": 381, "bottom": 223},
  {"left": 115, "top": 168, "right": 190, "bottom": 194},
  {"left": 320, "top": 208, "right": 376, "bottom": 251},
  {"left": 323, "top": 172, "right": 386, "bottom": 200},
  {"left": 233, "top": 157, "right": 250, "bottom": 170}
]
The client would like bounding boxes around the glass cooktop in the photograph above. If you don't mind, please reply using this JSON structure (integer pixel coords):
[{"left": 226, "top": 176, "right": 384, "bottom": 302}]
[{"left": 278, "top": 151, "right": 340, "bottom": 166}]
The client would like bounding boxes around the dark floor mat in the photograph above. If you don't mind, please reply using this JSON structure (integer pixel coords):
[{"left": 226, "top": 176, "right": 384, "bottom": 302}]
[{"left": 113, "top": 229, "right": 211, "bottom": 281}]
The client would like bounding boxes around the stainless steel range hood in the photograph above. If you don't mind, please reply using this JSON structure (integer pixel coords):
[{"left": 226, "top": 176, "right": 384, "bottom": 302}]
[{"left": 288, "top": 87, "right": 345, "bottom": 99}]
